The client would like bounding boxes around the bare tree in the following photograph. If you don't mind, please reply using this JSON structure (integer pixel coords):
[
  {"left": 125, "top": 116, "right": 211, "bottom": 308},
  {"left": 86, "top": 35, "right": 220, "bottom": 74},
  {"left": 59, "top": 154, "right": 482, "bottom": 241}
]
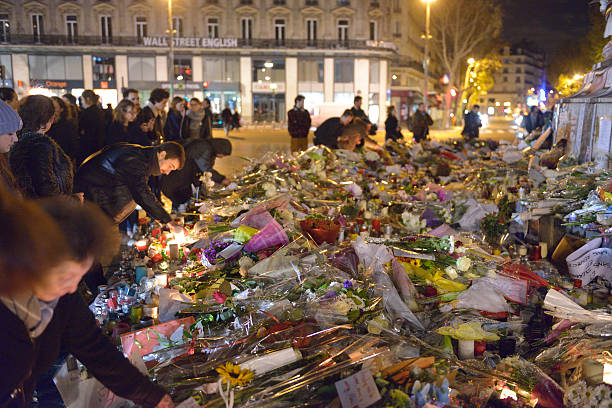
[{"left": 430, "top": 0, "right": 502, "bottom": 128}]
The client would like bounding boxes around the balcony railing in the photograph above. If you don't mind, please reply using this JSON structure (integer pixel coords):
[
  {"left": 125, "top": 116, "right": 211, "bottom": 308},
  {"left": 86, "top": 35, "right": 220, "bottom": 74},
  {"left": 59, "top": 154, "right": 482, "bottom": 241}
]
[
  {"left": 273, "top": 0, "right": 286, "bottom": 4},
  {"left": 3, "top": 34, "right": 399, "bottom": 52},
  {"left": 305, "top": 0, "right": 318, "bottom": 5}
]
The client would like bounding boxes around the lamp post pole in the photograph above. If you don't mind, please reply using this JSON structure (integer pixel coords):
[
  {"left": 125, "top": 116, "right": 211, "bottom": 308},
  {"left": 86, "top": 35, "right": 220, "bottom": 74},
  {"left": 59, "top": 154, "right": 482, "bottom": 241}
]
[
  {"left": 168, "top": 0, "right": 174, "bottom": 96},
  {"left": 461, "top": 58, "right": 475, "bottom": 124},
  {"left": 422, "top": 0, "right": 433, "bottom": 109}
]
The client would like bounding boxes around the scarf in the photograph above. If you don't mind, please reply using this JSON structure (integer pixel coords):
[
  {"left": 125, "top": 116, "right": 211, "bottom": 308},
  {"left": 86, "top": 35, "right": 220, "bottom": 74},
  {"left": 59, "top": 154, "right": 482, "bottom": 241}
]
[{"left": 1, "top": 292, "right": 58, "bottom": 338}]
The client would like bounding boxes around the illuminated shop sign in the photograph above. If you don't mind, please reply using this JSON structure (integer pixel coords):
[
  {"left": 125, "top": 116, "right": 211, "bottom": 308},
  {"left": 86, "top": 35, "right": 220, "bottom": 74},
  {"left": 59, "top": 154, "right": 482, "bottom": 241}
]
[{"left": 142, "top": 37, "right": 238, "bottom": 48}]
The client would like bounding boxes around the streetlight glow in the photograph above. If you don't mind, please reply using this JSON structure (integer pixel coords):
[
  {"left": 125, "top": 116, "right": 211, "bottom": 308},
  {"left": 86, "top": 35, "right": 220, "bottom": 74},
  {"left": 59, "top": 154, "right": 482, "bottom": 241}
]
[
  {"left": 421, "top": 0, "right": 436, "bottom": 3},
  {"left": 467, "top": 58, "right": 475, "bottom": 65},
  {"left": 573, "top": 74, "right": 584, "bottom": 81}
]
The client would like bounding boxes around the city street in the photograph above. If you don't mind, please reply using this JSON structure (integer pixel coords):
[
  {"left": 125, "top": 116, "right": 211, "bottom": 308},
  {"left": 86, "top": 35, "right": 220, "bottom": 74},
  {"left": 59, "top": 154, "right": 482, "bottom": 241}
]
[{"left": 215, "top": 116, "right": 519, "bottom": 176}]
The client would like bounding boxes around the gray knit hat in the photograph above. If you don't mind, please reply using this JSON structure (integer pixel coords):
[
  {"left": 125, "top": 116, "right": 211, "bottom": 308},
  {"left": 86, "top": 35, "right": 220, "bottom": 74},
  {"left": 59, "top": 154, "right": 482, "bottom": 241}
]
[{"left": 0, "top": 100, "right": 22, "bottom": 134}]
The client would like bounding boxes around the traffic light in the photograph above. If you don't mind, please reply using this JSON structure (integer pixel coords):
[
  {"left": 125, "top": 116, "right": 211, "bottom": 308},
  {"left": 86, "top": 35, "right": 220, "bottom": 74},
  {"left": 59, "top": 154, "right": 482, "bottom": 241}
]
[{"left": 203, "top": 81, "right": 209, "bottom": 88}]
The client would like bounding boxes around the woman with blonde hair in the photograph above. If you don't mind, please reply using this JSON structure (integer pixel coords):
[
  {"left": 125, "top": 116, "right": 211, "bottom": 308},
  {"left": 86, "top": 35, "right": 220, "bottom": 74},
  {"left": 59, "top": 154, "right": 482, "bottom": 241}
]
[{"left": 105, "top": 99, "right": 137, "bottom": 146}]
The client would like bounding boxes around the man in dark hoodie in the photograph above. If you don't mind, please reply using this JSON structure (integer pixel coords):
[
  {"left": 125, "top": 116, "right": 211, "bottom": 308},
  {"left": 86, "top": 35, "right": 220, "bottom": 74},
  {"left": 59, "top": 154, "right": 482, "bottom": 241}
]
[{"left": 160, "top": 138, "right": 232, "bottom": 208}]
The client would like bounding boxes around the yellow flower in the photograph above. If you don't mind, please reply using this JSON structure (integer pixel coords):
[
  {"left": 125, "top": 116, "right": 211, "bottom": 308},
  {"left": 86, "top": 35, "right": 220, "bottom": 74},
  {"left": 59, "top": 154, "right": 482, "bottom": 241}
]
[
  {"left": 409, "top": 258, "right": 421, "bottom": 267},
  {"left": 216, "top": 362, "right": 254, "bottom": 387}
]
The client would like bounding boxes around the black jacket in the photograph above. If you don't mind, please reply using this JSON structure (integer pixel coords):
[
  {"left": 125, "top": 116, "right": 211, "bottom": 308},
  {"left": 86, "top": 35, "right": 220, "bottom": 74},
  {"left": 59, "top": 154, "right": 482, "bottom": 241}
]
[
  {"left": 47, "top": 118, "right": 80, "bottom": 165},
  {"left": 221, "top": 108, "right": 232, "bottom": 125},
  {"left": 0, "top": 292, "right": 166, "bottom": 408},
  {"left": 141, "top": 106, "right": 164, "bottom": 145},
  {"left": 76, "top": 144, "right": 172, "bottom": 223},
  {"left": 200, "top": 107, "right": 213, "bottom": 139},
  {"left": 350, "top": 106, "right": 370, "bottom": 124},
  {"left": 462, "top": 111, "right": 482, "bottom": 139},
  {"left": 163, "top": 109, "right": 189, "bottom": 142},
  {"left": 9, "top": 131, "right": 73, "bottom": 199},
  {"left": 314, "top": 117, "right": 343, "bottom": 149},
  {"left": 79, "top": 105, "right": 107, "bottom": 161},
  {"left": 105, "top": 121, "right": 132, "bottom": 146},
  {"left": 127, "top": 122, "right": 154, "bottom": 147},
  {"left": 522, "top": 111, "right": 545, "bottom": 133},
  {"left": 160, "top": 138, "right": 230, "bottom": 205},
  {"left": 385, "top": 115, "right": 403, "bottom": 141}
]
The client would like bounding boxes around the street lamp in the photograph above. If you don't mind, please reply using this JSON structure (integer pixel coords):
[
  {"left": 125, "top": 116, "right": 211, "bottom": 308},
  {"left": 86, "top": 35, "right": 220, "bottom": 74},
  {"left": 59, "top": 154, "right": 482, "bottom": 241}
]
[
  {"left": 167, "top": 0, "right": 174, "bottom": 96},
  {"left": 421, "top": 0, "right": 436, "bottom": 109},
  {"left": 461, "top": 58, "right": 476, "bottom": 121}
]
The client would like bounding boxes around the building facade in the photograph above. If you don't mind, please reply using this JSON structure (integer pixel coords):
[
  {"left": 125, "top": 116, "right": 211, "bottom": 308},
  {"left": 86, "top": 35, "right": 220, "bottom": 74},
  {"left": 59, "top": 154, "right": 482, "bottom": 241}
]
[
  {"left": 480, "top": 45, "right": 546, "bottom": 115},
  {"left": 0, "top": 0, "right": 405, "bottom": 125}
]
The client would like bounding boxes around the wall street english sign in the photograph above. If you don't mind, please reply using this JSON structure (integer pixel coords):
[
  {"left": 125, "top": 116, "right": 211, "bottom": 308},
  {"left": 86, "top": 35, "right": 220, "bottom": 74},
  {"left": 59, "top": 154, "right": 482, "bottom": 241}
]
[{"left": 142, "top": 37, "right": 238, "bottom": 48}]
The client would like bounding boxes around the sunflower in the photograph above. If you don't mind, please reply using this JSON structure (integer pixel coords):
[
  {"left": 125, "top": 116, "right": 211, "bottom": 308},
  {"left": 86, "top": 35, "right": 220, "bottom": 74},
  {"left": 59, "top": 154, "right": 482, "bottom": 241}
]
[
  {"left": 216, "top": 362, "right": 254, "bottom": 387},
  {"left": 408, "top": 258, "right": 421, "bottom": 267}
]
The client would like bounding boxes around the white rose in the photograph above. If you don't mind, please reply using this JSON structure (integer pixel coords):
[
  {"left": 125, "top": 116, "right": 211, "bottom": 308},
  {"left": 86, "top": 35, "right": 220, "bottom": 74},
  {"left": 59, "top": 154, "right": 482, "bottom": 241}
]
[
  {"left": 456, "top": 256, "right": 472, "bottom": 272},
  {"left": 445, "top": 266, "right": 458, "bottom": 279}
]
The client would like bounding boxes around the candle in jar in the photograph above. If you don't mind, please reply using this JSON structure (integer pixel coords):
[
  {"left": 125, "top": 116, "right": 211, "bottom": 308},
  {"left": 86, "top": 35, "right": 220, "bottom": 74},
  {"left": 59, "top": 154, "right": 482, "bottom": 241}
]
[{"left": 135, "top": 240, "right": 148, "bottom": 252}]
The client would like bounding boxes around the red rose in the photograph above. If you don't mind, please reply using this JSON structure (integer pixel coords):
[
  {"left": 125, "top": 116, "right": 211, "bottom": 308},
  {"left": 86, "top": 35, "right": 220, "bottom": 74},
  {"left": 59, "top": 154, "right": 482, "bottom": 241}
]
[{"left": 213, "top": 291, "right": 227, "bottom": 304}]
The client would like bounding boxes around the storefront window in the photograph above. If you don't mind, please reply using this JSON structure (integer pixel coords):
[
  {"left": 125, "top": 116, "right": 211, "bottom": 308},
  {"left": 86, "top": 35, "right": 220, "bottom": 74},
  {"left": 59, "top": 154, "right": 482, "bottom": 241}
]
[
  {"left": 128, "top": 56, "right": 155, "bottom": 81},
  {"left": 203, "top": 57, "right": 239, "bottom": 83},
  {"left": 253, "top": 59, "right": 285, "bottom": 83},
  {"left": 29, "top": 55, "right": 83, "bottom": 80},
  {"left": 174, "top": 57, "right": 192, "bottom": 81},
  {"left": 370, "top": 60, "right": 380, "bottom": 84},
  {"left": 0, "top": 54, "right": 12, "bottom": 79},
  {"left": 298, "top": 59, "right": 323, "bottom": 83},
  {"left": 93, "top": 56, "right": 115, "bottom": 82},
  {"left": 334, "top": 59, "right": 353, "bottom": 83}
]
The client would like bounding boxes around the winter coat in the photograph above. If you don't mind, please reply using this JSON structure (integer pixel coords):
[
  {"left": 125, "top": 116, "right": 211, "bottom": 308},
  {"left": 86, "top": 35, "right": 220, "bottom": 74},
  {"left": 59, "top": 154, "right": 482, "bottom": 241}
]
[
  {"left": 350, "top": 106, "right": 370, "bottom": 124},
  {"left": 9, "top": 131, "right": 73, "bottom": 199},
  {"left": 160, "top": 138, "right": 230, "bottom": 205},
  {"left": 79, "top": 105, "right": 107, "bottom": 161},
  {"left": 385, "top": 115, "right": 403, "bottom": 141},
  {"left": 127, "top": 122, "right": 154, "bottom": 147},
  {"left": 221, "top": 108, "right": 232, "bottom": 126},
  {"left": 0, "top": 292, "right": 166, "bottom": 408},
  {"left": 163, "top": 109, "right": 189, "bottom": 141},
  {"left": 47, "top": 118, "right": 80, "bottom": 164},
  {"left": 186, "top": 110, "right": 204, "bottom": 139},
  {"left": 314, "top": 117, "right": 343, "bottom": 149},
  {"left": 522, "top": 111, "right": 545, "bottom": 133},
  {"left": 462, "top": 111, "right": 482, "bottom": 139},
  {"left": 200, "top": 107, "right": 213, "bottom": 139},
  {"left": 75, "top": 144, "right": 171, "bottom": 224},
  {"left": 412, "top": 110, "right": 433, "bottom": 142},
  {"left": 105, "top": 121, "right": 132, "bottom": 146},
  {"left": 287, "top": 108, "right": 311, "bottom": 139}
]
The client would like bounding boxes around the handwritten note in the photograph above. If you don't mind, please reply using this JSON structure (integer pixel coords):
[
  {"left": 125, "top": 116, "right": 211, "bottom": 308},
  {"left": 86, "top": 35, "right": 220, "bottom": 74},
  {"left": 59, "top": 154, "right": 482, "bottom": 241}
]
[
  {"left": 566, "top": 238, "right": 612, "bottom": 285},
  {"left": 335, "top": 369, "right": 381, "bottom": 408}
]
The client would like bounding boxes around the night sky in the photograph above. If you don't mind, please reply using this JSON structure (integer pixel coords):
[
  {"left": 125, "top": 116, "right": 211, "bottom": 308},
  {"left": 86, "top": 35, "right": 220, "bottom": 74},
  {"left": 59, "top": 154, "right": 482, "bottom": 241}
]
[{"left": 501, "top": 0, "right": 593, "bottom": 57}]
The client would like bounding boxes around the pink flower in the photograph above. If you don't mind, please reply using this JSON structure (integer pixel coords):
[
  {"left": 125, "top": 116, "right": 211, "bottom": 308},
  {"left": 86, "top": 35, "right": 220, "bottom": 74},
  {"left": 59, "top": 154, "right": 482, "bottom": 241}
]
[{"left": 213, "top": 291, "right": 227, "bottom": 304}]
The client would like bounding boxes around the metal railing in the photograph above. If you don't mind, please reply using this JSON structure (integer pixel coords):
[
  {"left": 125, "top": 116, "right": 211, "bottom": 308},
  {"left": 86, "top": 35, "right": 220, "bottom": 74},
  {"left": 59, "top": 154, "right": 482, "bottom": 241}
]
[{"left": 2, "top": 34, "right": 398, "bottom": 52}]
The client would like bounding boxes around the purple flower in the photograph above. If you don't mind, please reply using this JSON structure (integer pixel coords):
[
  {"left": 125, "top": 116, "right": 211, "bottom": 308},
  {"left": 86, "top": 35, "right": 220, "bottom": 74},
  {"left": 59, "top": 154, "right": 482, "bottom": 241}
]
[
  {"left": 325, "top": 290, "right": 338, "bottom": 299},
  {"left": 203, "top": 240, "right": 231, "bottom": 265},
  {"left": 343, "top": 280, "right": 353, "bottom": 289}
]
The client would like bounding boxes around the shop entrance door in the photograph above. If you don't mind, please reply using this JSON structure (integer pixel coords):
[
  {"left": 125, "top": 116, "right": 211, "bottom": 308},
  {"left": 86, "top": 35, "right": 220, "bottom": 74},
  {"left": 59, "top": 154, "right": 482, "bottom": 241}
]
[{"left": 253, "top": 93, "right": 285, "bottom": 123}]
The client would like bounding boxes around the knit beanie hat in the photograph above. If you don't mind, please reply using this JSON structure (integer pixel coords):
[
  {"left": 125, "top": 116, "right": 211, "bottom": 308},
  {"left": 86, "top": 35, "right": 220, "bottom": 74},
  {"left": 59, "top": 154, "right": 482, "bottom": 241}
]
[{"left": 0, "top": 100, "right": 22, "bottom": 135}]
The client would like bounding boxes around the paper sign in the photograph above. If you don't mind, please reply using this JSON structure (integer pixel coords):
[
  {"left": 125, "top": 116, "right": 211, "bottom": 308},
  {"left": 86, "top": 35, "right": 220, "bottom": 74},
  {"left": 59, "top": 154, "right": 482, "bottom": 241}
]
[
  {"left": 335, "top": 369, "right": 381, "bottom": 408},
  {"left": 218, "top": 243, "right": 244, "bottom": 259},
  {"left": 176, "top": 397, "right": 200, "bottom": 408},
  {"left": 120, "top": 316, "right": 195, "bottom": 358},
  {"left": 566, "top": 238, "right": 612, "bottom": 285}
]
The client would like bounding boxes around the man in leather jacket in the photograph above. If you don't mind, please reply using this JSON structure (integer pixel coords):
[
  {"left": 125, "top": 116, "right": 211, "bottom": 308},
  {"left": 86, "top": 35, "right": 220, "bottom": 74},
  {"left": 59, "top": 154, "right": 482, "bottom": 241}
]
[{"left": 75, "top": 142, "right": 185, "bottom": 224}]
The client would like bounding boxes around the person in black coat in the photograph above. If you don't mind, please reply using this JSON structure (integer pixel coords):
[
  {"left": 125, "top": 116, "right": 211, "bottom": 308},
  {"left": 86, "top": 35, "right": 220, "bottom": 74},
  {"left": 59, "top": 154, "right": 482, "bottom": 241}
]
[
  {"left": 105, "top": 99, "right": 137, "bottom": 146},
  {"left": 221, "top": 103, "right": 232, "bottom": 137},
  {"left": 160, "top": 138, "right": 232, "bottom": 208},
  {"left": 200, "top": 98, "right": 213, "bottom": 139},
  {"left": 141, "top": 88, "right": 169, "bottom": 145},
  {"left": 313, "top": 109, "right": 354, "bottom": 149},
  {"left": 0, "top": 193, "right": 173, "bottom": 408},
  {"left": 75, "top": 142, "right": 185, "bottom": 224},
  {"left": 47, "top": 96, "right": 80, "bottom": 164},
  {"left": 462, "top": 104, "right": 482, "bottom": 140},
  {"left": 521, "top": 106, "right": 545, "bottom": 134},
  {"left": 78, "top": 90, "right": 107, "bottom": 162},
  {"left": 163, "top": 96, "right": 189, "bottom": 142},
  {"left": 10, "top": 95, "right": 73, "bottom": 199},
  {"left": 385, "top": 105, "right": 403, "bottom": 142},
  {"left": 128, "top": 108, "right": 156, "bottom": 146},
  {"left": 412, "top": 103, "right": 434, "bottom": 143}
]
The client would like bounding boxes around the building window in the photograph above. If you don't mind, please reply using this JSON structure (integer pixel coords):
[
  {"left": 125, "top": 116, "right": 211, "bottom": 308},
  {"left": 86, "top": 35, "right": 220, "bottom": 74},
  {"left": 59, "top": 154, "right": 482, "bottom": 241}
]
[
  {"left": 369, "top": 20, "right": 377, "bottom": 41},
  {"left": 252, "top": 59, "right": 285, "bottom": 83},
  {"left": 32, "top": 14, "right": 44, "bottom": 42},
  {"left": 391, "top": 73, "right": 400, "bottom": 86},
  {"left": 207, "top": 17, "right": 219, "bottom": 38},
  {"left": 502, "top": 68, "right": 508, "bottom": 73},
  {"left": 174, "top": 57, "right": 192, "bottom": 81},
  {"left": 274, "top": 18, "right": 286, "bottom": 45},
  {"left": 203, "top": 57, "right": 240, "bottom": 82},
  {"left": 370, "top": 60, "right": 380, "bottom": 84},
  {"left": 503, "top": 76, "right": 508, "bottom": 82},
  {"left": 92, "top": 56, "right": 115, "bottom": 82},
  {"left": 334, "top": 58, "right": 353, "bottom": 83},
  {"left": 66, "top": 15, "right": 78, "bottom": 43},
  {"left": 0, "top": 14, "right": 9, "bottom": 43},
  {"left": 306, "top": 19, "right": 317, "bottom": 44},
  {"left": 241, "top": 17, "right": 253, "bottom": 41},
  {"left": 337, "top": 19, "right": 349, "bottom": 42},
  {"left": 337, "top": 0, "right": 350, "bottom": 6},
  {"left": 29, "top": 55, "right": 83, "bottom": 80},
  {"left": 515, "top": 77, "right": 520, "bottom": 83},
  {"left": 516, "top": 68, "right": 522, "bottom": 73},
  {"left": 172, "top": 16, "right": 183, "bottom": 37},
  {"left": 393, "top": 20, "right": 401, "bottom": 38},
  {"left": 128, "top": 56, "right": 155, "bottom": 81},
  {"left": 0, "top": 55, "right": 12, "bottom": 79},
  {"left": 392, "top": 0, "right": 400, "bottom": 11},
  {"left": 298, "top": 59, "right": 323, "bottom": 83},
  {"left": 135, "top": 16, "right": 147, "bottom": 41},
  {"left": 100, "top": 16, "right": 112, "bottom": 44}
]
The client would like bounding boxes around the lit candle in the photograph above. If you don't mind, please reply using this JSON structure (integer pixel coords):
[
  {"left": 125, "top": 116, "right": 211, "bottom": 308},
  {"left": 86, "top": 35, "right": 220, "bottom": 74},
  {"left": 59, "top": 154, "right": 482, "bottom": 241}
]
[{"left": 135, "top": 240, "right": 148, "bottom": 252}]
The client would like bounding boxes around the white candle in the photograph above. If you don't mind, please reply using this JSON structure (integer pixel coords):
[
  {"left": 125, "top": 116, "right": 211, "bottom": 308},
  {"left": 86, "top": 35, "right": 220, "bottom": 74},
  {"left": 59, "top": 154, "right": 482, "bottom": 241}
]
[
  {"left": 458, "top": 339, "right": 474, "bottom": 359},
  {"left": 241, "top": 348, "right": 302, "bottom": 376}
]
